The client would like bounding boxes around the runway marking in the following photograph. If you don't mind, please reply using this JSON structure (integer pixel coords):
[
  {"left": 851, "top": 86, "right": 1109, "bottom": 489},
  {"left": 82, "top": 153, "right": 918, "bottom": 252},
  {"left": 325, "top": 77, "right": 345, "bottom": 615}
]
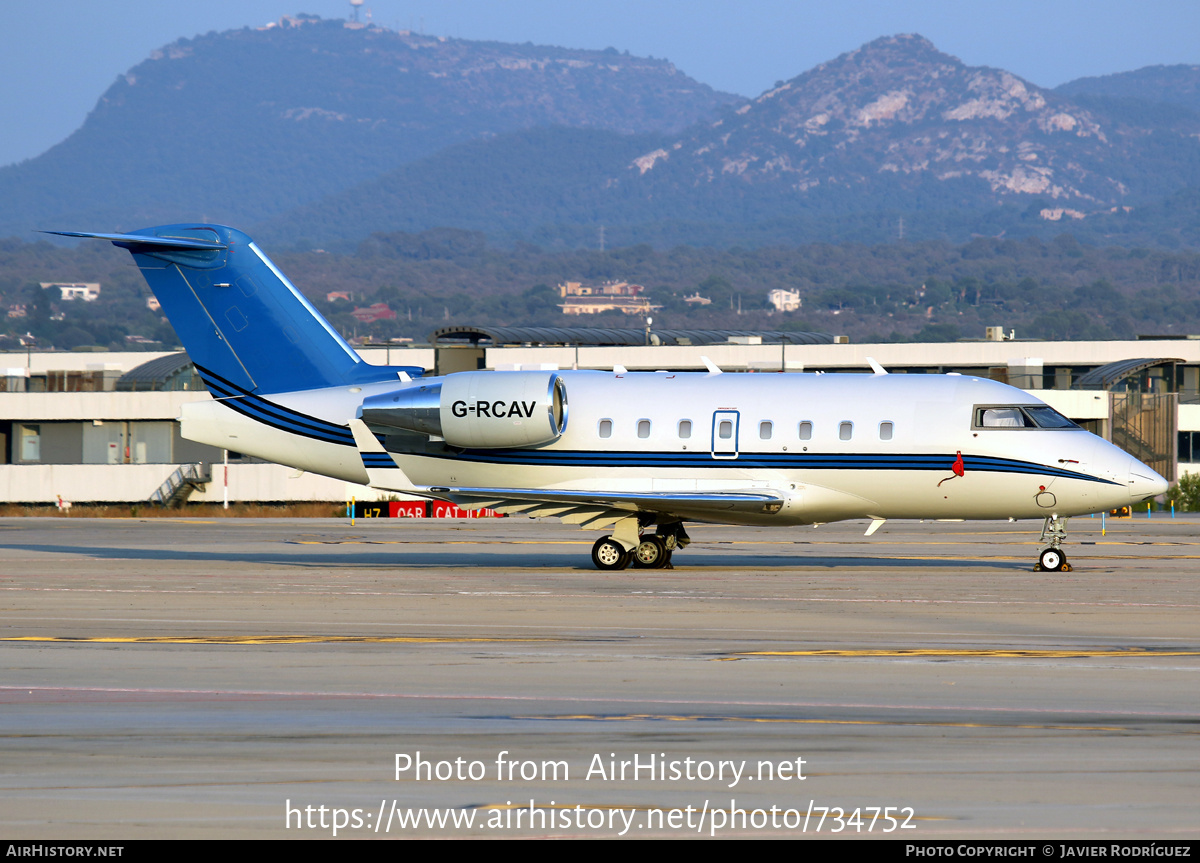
[
  {"left": 287, "top": 539, "right": 590, "bottom": 545},
  {"left": 733, "top": 647, "right": 1200, "bottom": 659},
  {"left": 2, "top": 685, "right": 1195, "bottom": 719},
  {"left": 0, "top": 634, "right": 562, "bottom": 645},
  {"left": 1, "top": 586, "right": 1197, "bottom": 608},
  {"left": 523, "top": 713, "right": 1126, "bottom": 732}
]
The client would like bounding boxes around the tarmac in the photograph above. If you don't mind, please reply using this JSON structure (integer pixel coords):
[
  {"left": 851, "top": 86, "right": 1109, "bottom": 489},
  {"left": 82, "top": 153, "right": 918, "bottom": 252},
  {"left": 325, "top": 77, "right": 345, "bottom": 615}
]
[{"left": 0, "top": 513, "right": 1197, "bottom": 839}]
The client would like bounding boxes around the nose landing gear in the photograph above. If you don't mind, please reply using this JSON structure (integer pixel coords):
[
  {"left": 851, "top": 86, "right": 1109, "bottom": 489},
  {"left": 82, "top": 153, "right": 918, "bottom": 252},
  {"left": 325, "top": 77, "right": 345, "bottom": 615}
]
[{"left": 1034, "top": 515, "right": 1072, "bottom": 572}]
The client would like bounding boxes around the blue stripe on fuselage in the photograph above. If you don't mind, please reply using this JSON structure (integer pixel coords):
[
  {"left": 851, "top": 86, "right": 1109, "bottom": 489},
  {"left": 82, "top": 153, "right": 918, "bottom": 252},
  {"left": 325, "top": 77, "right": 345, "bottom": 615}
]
[{"left": 414, "top": 448, "right": 1119, "bottom": 484}]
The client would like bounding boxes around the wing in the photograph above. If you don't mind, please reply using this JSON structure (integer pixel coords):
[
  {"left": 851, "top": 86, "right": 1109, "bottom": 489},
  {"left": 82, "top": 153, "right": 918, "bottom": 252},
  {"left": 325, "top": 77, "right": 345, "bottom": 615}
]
[
  {"left": 429, "top": 485, "right": 785, "bottom": 529},
  {"left": 347, "top": 420, "right": 784, "bottom": 529}
]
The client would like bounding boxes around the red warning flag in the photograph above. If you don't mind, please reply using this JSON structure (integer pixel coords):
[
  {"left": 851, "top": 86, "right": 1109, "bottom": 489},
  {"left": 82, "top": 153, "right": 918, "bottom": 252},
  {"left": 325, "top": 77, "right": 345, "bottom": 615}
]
[{"left": 952, "top": 451, "right": 965, "bottom": 476}]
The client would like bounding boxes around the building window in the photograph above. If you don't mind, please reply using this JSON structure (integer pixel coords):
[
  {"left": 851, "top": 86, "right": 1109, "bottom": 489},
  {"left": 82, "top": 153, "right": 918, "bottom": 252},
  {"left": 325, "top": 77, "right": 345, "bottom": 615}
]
[
  {"left": 598, "top": 419, "right": 612, "bottom": 439},
  {"left": 678, "top": 420, "right": 692, "bottom": 439},
  {"left": 879, "top": 421, "right": 894, "bottom": 441},
  {"left": 1180, "top": 431, "right": 1200, "bottom": 463},
  {"left": 637, "top": 420, "right": 651, "bottom": 439},
  {"left": 798, "top": 421, "right": 813, "bottom": 441},
  {"left": 839, "top": 421, "right": 853, "bottom": 441},
  {"left": 19, "top": 425, "right": 40, "bottom": 461},
  {"left": 759, "top": 421, "right": 773, "bottom": 440}
]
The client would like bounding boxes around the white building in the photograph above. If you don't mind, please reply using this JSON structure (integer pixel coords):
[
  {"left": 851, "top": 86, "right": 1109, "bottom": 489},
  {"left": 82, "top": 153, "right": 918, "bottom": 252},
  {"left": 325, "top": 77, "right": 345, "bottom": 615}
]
[
  {"left": 42, "top": 282, "right": 101, "bottom": 302},
  {"left": 767, "top": 288, "right": 801, "bottom": 312}
]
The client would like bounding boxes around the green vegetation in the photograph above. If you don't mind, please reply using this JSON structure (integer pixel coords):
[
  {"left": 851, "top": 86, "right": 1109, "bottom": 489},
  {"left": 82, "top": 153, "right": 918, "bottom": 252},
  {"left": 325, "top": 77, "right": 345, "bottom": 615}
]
[
  {"left": 6, "top": 230, "right": 1200, "bottom": 350},
  {"left": 1166, "top": 474, "right": 1200, "bottom": 512}
]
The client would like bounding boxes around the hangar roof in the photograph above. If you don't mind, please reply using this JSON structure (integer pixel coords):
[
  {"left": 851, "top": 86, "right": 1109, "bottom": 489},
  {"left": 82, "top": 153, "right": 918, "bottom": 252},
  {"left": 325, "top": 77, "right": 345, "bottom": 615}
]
[
  {"left": 428, "top": 325, "right": 835, "bottom": 347},
  {"left": 1072, "top": 357, "right": 1183, "bottom": 390},
  {"left": 116, "top": 352, "right": 202, "bottom": 392}
]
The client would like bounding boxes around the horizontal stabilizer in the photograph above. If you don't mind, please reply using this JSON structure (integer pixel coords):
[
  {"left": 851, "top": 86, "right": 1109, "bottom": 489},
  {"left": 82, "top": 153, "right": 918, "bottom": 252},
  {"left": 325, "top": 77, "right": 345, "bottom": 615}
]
[{"left": 43, "top": 230, "right": 228, "bottom": 251}]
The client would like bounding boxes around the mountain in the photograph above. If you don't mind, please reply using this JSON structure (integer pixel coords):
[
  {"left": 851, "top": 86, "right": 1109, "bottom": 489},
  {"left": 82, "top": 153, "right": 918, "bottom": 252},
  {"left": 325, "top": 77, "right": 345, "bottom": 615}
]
[
  {"left": 254, "top": 126, "right": 666, "bottom": 247},
  {"left": 8, "top": 25, "right": 1200, "bottom": 250},
  {"left": 262, "top": 34, "right": 1200, "bottom": 248},
  {"left": 624, "top": 35, "right": 1200, "bottom": 211},
  {"left": 1057, "top": 65, "right": 1200, "bottom": 114},
  {"left": 0, "top": 15, "right": 734, "bottom": 238}
]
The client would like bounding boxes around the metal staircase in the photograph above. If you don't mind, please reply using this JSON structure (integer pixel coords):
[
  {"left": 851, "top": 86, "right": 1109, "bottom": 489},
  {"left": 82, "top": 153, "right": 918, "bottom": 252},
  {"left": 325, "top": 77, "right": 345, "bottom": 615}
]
[
  {"left": 1110, "top": 393, "right": 1177, "bottom": 482},
  {"left": 151, "top": 463, "right": 211, "bottom": 507}
]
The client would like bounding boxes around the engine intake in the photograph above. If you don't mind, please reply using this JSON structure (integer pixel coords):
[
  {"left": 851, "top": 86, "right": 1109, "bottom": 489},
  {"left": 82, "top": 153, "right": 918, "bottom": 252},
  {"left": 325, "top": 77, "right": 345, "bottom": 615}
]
[{"left": 361, "top": 371, "right": 568, "bottom": 449}]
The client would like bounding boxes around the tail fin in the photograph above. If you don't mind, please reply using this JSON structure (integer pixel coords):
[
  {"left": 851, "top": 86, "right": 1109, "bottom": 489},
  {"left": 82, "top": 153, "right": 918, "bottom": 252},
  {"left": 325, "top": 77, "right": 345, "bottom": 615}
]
[{"left": 47, "top": 224, "right": 420, "bottom": 394}]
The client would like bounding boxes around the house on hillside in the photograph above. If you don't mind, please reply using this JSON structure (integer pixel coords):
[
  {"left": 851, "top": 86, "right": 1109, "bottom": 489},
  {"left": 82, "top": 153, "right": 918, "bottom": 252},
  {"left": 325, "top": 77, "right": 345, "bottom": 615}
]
[
  {"left": 767, "top": 288, "right": 801, "bottom": 313},
  {"left": 42, "top": 283, "right": 100, "bottom": 302},
  {"left": 558, "top": 280, "right": 661, "bottom": 316},
  {"left": 351, "top": 303, "right": 397, "bottom": 324}
]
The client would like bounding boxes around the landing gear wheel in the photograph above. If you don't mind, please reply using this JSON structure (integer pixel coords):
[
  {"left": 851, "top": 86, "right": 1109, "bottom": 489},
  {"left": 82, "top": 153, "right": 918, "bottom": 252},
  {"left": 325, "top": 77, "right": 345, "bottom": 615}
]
[
  {"left": 591, "top": 536, "right": 631, "bottom": 571},
  {"left": 1037, "top": 547, "right": 1067, "bottom": 572},
  {"left": 631, "top": 535, "right": 669, "bottom": 569}
]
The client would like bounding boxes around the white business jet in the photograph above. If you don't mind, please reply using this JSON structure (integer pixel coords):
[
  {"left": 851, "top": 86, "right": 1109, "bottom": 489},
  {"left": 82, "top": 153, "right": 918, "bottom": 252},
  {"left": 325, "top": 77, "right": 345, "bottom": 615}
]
[{"left": 51, "top": 225, "right": 1168, "bottom": 571}]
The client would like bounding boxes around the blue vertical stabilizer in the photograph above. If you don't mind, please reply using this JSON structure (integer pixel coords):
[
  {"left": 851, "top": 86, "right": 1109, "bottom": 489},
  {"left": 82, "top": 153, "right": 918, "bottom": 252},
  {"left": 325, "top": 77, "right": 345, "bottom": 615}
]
[{"left": 47, "top": 225, "right": 422, "bottom": 394}]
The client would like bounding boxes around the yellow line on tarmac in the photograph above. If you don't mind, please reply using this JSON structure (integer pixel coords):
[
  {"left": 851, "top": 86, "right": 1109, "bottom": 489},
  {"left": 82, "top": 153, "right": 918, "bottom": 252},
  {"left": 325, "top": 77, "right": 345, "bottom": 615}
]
[
  {"left": 287, "top": 539, "right": 589, "bottom": 545},
  {"left": 530, "top": 713, "right": 1123, "bottom": 732},
  {"left": 0, "top": 635, "right": 559, "bottom": 645},
  {"left": 735, "top": 647, "right": 1200, "bottom": 658}
]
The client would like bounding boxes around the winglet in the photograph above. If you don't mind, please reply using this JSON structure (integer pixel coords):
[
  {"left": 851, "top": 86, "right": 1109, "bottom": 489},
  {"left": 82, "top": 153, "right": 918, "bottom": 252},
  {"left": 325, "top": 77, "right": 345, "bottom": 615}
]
[
  {"left": 866, "top": 357, "right": 888, "bottom": 376},
  {"left": 865, "top": 517, "right": 887, "bottom": 536},
  {"left": 701, "top": 356, "right": 723, "bottom": 375}
]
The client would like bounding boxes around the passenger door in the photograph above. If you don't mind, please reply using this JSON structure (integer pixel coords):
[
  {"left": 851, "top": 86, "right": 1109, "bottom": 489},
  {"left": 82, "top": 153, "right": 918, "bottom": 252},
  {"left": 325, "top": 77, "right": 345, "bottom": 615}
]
[{"left": 711, "top": 410, "right": 740, "bottom": 460}]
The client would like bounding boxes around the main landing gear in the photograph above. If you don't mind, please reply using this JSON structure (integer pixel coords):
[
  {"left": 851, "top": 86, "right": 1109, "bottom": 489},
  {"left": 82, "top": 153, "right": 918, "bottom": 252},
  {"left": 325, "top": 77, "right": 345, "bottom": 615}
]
[
  {"left": 1034, "top": 514, "right": 1072, "bottom": 572},
  {"left": 591, "top": 519, "right": 690, "bottom": 571}
]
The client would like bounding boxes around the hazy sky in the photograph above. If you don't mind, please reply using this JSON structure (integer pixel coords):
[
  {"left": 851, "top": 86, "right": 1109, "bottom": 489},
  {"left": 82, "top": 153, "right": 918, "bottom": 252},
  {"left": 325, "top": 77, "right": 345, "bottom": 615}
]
[{"left": 2, "top": 0, "right": 1197, "bottom": 168}]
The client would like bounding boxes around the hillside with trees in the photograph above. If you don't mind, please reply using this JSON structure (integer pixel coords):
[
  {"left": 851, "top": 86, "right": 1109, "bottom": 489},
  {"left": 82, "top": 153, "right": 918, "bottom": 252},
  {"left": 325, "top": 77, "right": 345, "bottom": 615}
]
[{"left": 4, "top": 231, "right": 1198, "bottom": 351}]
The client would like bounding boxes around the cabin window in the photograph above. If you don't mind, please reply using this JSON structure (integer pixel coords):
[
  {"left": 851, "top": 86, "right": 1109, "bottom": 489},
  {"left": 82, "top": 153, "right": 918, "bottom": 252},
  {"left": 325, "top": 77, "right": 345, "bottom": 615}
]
[
  {"left": 839, "top": 421, "right": 853, "bottom": 441},
  {"left": 678, "top": 420, "right": 692, "bottom": 439},
  {"left": 759, "top": 421, "right": 773, "bottom": 440},
  {"left": 879, "top": 421, "right": 894, "bottom": 441},
  {"left": 798, "top": 421, "right": 813, "bottom": 441},
  {"left": 598, "top": 419, "right": 612, "bottom": 438},
  {"left": 637, "top": 420, "right": 651, "bottom": 439},
  {"left": 718, "top": 420, "right": 733, "bottom": 439}
]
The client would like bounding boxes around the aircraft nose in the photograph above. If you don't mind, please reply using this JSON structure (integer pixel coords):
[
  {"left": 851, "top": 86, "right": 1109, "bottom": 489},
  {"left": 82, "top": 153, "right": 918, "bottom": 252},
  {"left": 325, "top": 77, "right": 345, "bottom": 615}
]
[{"left": 1128, "top": 458, "right": 1169, "bottom": 503}]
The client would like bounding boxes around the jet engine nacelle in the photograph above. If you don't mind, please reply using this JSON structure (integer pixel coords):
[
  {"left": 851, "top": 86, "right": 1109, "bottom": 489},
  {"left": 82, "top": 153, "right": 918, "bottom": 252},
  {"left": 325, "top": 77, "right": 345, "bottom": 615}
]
[{"left": 361, "top": 371, "right": 568, "bottom": 449}]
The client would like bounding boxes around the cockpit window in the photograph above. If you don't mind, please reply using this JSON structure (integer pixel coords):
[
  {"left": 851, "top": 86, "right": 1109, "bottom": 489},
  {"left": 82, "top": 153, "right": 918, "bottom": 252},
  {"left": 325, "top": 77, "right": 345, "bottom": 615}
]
[
  {"left": 1024, "top": 406, "right": 1079, "bottom": 429},
  {"left": 974, "top": 405, "right": 1080, "bottom": 430},
  {"left": 979, "top": 407, "right": 1030, "bottom": 428}
]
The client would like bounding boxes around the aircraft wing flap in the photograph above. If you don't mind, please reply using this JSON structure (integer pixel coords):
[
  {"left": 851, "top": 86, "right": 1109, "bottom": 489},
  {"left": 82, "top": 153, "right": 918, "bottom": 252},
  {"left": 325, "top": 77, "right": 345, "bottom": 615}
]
[{"left": 430, "top": 486, "right": 786, "bottom": 519}]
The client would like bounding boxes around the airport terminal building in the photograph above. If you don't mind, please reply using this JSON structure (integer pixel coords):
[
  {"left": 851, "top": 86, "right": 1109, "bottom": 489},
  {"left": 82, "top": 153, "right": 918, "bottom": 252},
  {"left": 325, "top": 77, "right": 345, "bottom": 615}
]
[{"left": 2, "top": 330, "right": 1198, "bottom": 504}]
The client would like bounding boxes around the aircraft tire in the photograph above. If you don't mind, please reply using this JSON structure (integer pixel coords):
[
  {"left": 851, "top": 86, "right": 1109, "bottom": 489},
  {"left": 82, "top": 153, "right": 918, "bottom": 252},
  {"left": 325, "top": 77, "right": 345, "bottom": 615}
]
[
  {"left": 592, "top": 536, "right": 631, "bottom": 571},
  {"left": 631, "top": 536, "right": 668, "bottom": 569},
  {"left": 1038, "top": 547, "right": 1066, "bottom": 572}
]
